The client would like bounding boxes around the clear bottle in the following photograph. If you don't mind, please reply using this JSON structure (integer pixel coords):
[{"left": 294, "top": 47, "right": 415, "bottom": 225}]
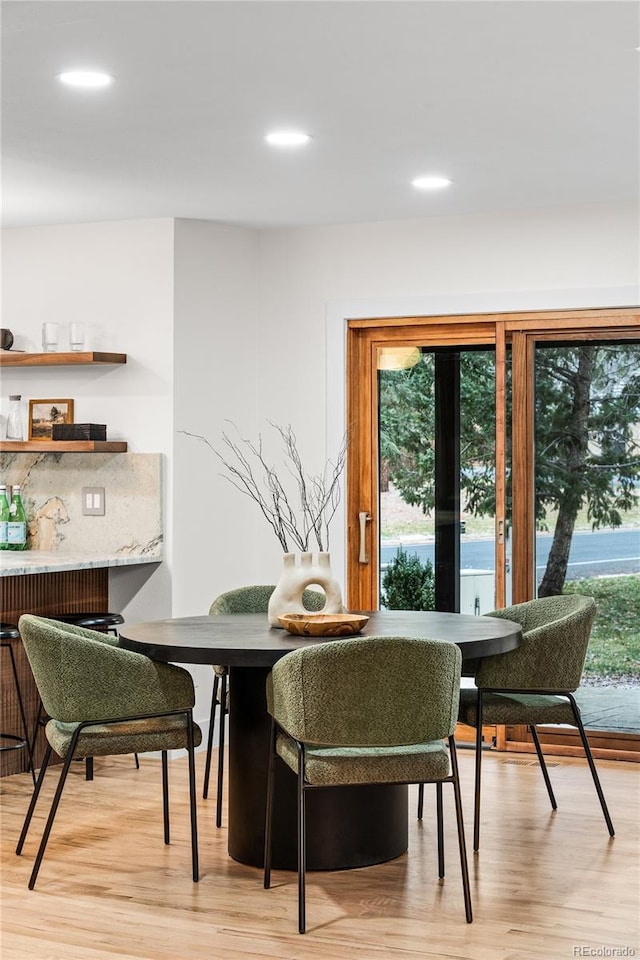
[
  {"left": 7, "top": 484, "right": 27, "bottom": 550},
  {"left": 6, "top": 395, "right": 24, "bottom": 441},
  {"left": 0, "top": 485, "right": 10, "bottom": 550}
]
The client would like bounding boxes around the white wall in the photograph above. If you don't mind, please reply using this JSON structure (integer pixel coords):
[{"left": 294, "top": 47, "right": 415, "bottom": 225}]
[
  {"left": 171, "top": 219, "right": 261, "bottom": 723},
  {"left": 1, "top": 218, "right": 175, "bottom": 451},
  {"left": 253, "top": 200, "right": 640, "bottom": 587},
  {"left": 172, "top": 218, "right": 261, "bottom": 617},
  {"left": 256, "top": 202, "right": 638, "bottom": 404},
  {"left": 5, "top": 202, "right": 637, "bottom": 616},
  {"left": 2, "top": 201, "right": 638, "bottom": 738},
  {"left": 1, "top": 218, "right": 176, "bottom": 623}
]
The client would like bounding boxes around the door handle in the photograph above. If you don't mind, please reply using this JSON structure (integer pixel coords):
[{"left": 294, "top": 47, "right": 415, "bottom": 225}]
[{"left": 359, "top": 511, "right": 372, "bottom": 563}]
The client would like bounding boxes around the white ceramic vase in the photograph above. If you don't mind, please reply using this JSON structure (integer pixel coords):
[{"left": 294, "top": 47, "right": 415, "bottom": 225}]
[{"left": 268, "top": 551, "right": 343, "bottom": 627}]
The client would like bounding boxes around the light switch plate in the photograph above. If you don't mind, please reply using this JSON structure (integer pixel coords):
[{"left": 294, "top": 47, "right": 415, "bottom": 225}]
[{"left": 82, "top": 486, "right": 105, "bottom": 516}]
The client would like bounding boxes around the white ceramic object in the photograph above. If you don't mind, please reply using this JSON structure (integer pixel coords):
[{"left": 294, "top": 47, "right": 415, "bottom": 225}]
[{"left": 268, "top": 551, "right": 343, "bottom": 627}]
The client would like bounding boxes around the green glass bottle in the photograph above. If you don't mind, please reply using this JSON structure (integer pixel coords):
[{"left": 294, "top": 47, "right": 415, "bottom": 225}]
[
  {"left": 7, "top": 483, "right": 27, "bottom": 550},
  {"left": 0, "top": 485, "right": 10, "bottom": 550}
]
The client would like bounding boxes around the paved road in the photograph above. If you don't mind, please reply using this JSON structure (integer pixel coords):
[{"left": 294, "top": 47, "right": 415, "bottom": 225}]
[{"left": 380, "top": 527, "right": 640, "bottom": 580}]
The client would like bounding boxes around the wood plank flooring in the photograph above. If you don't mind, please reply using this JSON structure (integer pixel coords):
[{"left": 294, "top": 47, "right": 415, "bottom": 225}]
[{"left": 1, "top": 748, "right": 638, "bottom": 960}]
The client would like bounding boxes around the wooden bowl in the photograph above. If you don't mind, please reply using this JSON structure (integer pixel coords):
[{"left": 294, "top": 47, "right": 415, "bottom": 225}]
[{"left": 278, "top": 613, "right": 369, "bottom": 637}]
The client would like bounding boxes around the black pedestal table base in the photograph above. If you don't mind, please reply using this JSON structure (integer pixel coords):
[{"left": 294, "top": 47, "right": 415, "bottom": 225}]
[{"left": 227, "top": 665, "right": 408, "bottom": 870}]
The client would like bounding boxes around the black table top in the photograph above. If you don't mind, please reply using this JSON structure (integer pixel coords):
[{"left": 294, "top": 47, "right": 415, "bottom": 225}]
[{"left": 119, "top": 609, "right": 522, "bottom": 667}]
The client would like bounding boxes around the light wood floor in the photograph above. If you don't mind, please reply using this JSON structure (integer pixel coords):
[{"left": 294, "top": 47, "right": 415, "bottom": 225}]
[{"left": 1, "top": 748, "right": 638, "bottom": 960}]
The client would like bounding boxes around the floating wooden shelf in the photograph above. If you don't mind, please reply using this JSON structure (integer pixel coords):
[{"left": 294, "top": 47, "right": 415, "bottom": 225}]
[
  {"left": 0, "top": 441, "right": 128, "bottom": 453},
  {"left": 0, "top": 351, "right": 126, "bottom": 366},
  {"left": 1, "top": 351, "right": 128, "bottom": 451}
]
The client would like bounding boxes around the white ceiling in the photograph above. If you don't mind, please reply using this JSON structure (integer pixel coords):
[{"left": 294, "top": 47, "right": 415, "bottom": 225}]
[{"left": 2, "top": 1, "right": 639, "bottom": 229}]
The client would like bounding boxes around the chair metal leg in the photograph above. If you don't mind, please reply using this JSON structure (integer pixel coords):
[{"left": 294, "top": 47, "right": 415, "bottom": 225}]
[
  {"left": 417, "top": 782, "right": 424, "bottom": 820},
  {"left": 134, "top": 753, "right": 140, "bottom": 769},
  {"left": 4, "top": 644, "right": 36, "bottom": 785},
  {"left": 85, "top": 756, "right": 94, "bottom": 781},
  {"left": 263, "top": 719, "right": 277, "bottom": 890},
  {"left": 27, "top": 732, "right": 82, "bottom": 889},
  {"left": 17, "top": 744, "right": 53, "bottom": 855},
  {"left": 297, "top": 743, "right": 307, "bottom": 935},
  {"left": 161, "top": 750, "right": 170, "bottom": 844},
  {"left": 21, "top": 710, "right": 202, "bottom": 888},
  {"left": 473, "top": 689, "right": 483, "bottom": 852},
  {"left": 186, "top": 710, "right": 200, "bottom": 882},
  {"left": 449, "top": 735, "right": 473, "bottom": 923},
  {"left": 529, "top": 724, "right": 557, "bottom": 809},
  {"left": 567, "top": 693, "right": 615, "bottom": 836},
  {"left": 436, "top": 781, "right": 444, "bottom": 879},
  {"left": 202, "top": 675, "right": 219, "bottom": 800},
  {"left": 30, "top": 700, "right": 45, "bottom": 773},
  {"left": 216, "top": 673, "right": 227, "bottom": 828}
]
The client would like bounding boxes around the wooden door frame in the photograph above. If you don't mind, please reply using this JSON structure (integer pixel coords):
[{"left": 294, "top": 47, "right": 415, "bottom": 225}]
[
  {"left": 506, "top": 309, "right": 640, "bottom": 757},
  {"left": 346, "top": 306, "right": 640, "bottom": 760},
  {"left": 508, "top": 309, "right": 640, "bottom": 603},
  {"left": 346, "top": 313, "right": 498, "bottom": 609},
  {"left": 348, "top": 306, "right": 640, "bottom": 607}
]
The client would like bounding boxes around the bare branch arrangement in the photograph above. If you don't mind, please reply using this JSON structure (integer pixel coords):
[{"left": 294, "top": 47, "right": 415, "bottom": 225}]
[{"left": 180, "top": 422, "right": 347, "bottom": 553}]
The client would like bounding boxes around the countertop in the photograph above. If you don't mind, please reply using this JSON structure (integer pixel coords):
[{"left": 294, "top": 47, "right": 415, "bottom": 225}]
[{"left": 0, "top": 549, "right": 163, "bottom": 576}]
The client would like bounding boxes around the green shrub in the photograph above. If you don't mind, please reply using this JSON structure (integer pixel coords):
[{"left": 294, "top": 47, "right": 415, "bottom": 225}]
[
  {"left": 381, "top": 548, "right": 436, "bottom": 610},
  {"left": 564, "top": 575, "right": 640, "bottom": 681}
]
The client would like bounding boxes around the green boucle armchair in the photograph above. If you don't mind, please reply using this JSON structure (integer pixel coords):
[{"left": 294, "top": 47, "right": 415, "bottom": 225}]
[
  {"left": 456, "top": 594, "right": 614, "bottom": 851},
  {"left": 16, "top": 615, "right": 201, "bottom": 889},
  {"left": 263, "top": 634, "right": 472, "bottom": 933}
]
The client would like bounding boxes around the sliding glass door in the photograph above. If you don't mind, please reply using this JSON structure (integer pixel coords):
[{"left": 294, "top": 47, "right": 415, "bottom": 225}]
[
  {"left": 347, "top": 307, "right": 640, "bottom": 756},
  {"left": 533, "top": 341, "right": 639, "bottom": 599},
  {"left": 347, "top": 313, "right": 507, "bottom": 613},
  {"left": 508, "top": 326, "right": 640, "bottom": 756}
]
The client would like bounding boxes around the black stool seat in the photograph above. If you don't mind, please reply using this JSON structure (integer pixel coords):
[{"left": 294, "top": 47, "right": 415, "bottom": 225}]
[
  {"left": 0, "top": 733, "right": 29, "bottom": 751},
  {"left": 0, "top": 623, "right": 20, "bottom": 641},
  {"left": 52, "top": 613, "right": 124, "bottom": 631}
]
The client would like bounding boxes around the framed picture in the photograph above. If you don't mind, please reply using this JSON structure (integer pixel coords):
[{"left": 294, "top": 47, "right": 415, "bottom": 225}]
[{"left": 28, "top": 398, "right": 74, "bottom": 441}]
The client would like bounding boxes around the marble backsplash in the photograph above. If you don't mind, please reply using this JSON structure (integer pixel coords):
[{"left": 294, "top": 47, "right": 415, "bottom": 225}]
[{"left": 0, "top": 452, "right": 162, "bottom": 556}]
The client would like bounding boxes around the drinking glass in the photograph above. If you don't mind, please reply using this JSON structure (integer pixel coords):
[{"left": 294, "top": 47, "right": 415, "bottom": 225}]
[
  {"left": 42, "top": 322, "right": 58, "bottom": 352},
  {"left": 69, "top": 322, "right": 85, "bottom": 352}
]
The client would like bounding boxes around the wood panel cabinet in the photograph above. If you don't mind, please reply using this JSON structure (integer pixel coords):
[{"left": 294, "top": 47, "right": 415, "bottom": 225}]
[{"left": 1, "top": 568, "right": 109, "bottom": 776}]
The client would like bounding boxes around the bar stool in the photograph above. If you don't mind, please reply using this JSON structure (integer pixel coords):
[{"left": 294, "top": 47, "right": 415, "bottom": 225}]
[
  {"left": 35, "top": 612, "right": 135, "bottom": 779},
  {"left": 1, "top": 622, "right": 36, "bottom": 784},
  {"left": 51, "top": 612, "right": 124, "bottom": 634}
]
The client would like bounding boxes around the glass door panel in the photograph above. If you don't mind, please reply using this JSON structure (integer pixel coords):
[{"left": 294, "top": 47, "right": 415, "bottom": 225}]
[
  {"left": 533, "top": 340, "right": 640, "bottom": 690},
  {"left": 378, "top": 346, "right": 504, "bottom": 614}
]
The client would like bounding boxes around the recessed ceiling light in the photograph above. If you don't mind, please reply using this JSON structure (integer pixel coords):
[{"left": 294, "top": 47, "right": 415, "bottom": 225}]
[
  {"left": 57, "top": 70, "right": 114, "bottom": 89},
  {"left": 265, "top": 131, "right": 311, "bottom": 147},
  {"left": 412, "top": 176, "right": 452, "bottom": 190}
]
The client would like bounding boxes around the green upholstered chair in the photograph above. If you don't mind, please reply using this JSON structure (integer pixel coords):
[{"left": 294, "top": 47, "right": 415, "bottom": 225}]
[
  {"left": 264, "top": 635, "right": 472, "bottom": 932},
  {"left": 203, "top": 585, "right": 326, "bottom": 827},
  {"left": 15, "top": 615, "right": 200, "bottom": 890},
  {"left": 37, "top": 613, "right": 134, "bottom": 781},
  {"left": 457, "top": 594, "right": 614, "bottom": 851}
]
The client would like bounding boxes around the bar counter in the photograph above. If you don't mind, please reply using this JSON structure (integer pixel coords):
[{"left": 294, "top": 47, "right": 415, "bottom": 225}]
[
  {"left": 1, "top": 548, "right": 162, "bottom": 576},
  {"left": 1, "top": 550, "right": 162, "bottom": 777}
]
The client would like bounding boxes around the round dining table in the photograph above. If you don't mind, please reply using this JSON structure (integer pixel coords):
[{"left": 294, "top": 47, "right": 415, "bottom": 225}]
[{"left": 119, "top": 609, "right": 521, "bottom": 872}]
